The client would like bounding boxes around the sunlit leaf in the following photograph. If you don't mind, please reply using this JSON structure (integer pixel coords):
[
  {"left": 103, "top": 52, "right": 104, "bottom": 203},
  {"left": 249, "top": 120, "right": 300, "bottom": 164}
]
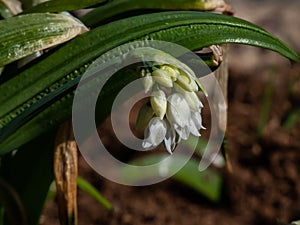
[
  {"left": 0, "top": 13, "right": 87, "bottom": 67},
  {"left": 122, "top": 154, "right": 222, "bottom": 202},
  {"left": 0, "top": 11, "right": 299, "bottom": 154},
  {"left": 77, "top": 176, "right": 113, "bottom": 210}
]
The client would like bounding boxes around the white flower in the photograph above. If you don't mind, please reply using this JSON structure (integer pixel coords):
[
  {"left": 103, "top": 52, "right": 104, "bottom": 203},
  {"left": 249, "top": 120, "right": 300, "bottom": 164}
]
[
  {"left": 166, "top": 93, "right": 195, "bottom": 140},
  {"left": 188, "top": 115, "right": 201, "bottom": 137},
  {"left": 138, "top": 59, "right": 206, "bottom": 154},
  {"left": 166, "top": 93, "right": 191, "bottom": 128},
  {"left": 142, "top": 93, "right": 205, "bottom": 153},
  {"left": 142, "top": 117, "right": 167, "bottom": 149},
  {"left": 163, "top": 121, "right": 177, "bottom": 154},
  {"left": 191, "top": 110, "right": 205, "bottom": 131},
  {"left": 166, "top": 93, "right": 205, "bottom": 140},
  {"left": 174, "top": 83, "right": 203, "bottom": 111},
  {"left": 150, "top": 89, "right": 167, "bottom": 120}
]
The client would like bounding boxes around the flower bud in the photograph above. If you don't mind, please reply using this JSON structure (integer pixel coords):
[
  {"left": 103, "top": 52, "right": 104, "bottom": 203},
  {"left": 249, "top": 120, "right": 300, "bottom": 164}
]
[
  {"left": 176, "top": 73, "right": 198, "bottom": 92},
  {"left": 140, "top": 68, "right": 147, "bottom": 77},
  {"left": 142, "top": 117, "right": 167, "bottom": 149},
  {"left": 150, "top": 89, "right": 167, "bottom": 120},
  {"left": 142, "top": 73, "right": 154, "bottom": 93},
  {"left": 160, "top": 65, "right": 179, "bottom": 81},
  {"left": 151, "top": 69, "right": 173, "bottom": 88}
]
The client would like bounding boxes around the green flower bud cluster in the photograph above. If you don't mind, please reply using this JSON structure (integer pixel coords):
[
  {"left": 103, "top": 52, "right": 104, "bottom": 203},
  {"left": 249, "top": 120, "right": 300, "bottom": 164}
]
[{"left": 142, "top": 65, "right": 200, "bottom": 93}]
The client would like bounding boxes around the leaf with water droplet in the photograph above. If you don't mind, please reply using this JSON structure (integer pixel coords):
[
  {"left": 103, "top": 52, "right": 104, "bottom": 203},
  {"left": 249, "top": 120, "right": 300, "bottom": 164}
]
[{"left": 0, "top": 13, "right": 88, "bottom": 67}]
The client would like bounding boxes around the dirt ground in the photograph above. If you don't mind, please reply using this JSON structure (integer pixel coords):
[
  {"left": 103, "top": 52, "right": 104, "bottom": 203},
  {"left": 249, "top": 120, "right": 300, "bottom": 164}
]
[{"left": 41, "top": 1, "right": 300, "bottom": 225}]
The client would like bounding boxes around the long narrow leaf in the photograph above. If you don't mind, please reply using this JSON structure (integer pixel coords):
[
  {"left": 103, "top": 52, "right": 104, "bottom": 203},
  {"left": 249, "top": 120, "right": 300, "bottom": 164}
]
[
  {"left": 77, "top": 176, "right": 113, "bottom": 210},
  {"left": 81, "top": 0, "right": 228, "bottom": 26},
  {"left": 0, "top": 11, "right": 299, "bottom": 154},
  {"left": 24, "top": 0, "right": 108, "bottom": 13},
  {"left": 0, "top": 13, "right": 87, "bottom": 67},
  {"left": 1, "top": 11, "right": 298, "bottom": 115},
  {"left": 122, "top": 155, "right": 222, "bottom": 202}
]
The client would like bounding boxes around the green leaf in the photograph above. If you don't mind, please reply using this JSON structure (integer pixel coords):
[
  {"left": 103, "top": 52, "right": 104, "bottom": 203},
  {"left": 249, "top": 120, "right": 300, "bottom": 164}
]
[
  {"left": 122, "top": 154, "right": 222, "bottom": 202},
  {"left": 24, "top": 0, "right": 108, "bottom": 13},
  {"left": 81, "top": 0, "right": 228, "bottom": 27},
  {"left": 257, "top": 73, "right": 275, "bottom": 138},
  {"left": 0, "top": 132, "right": 55, "bottom": 225},
  {"left": 183, "top": 134, "right": 208, "bottom": 157},
  {"left": 283, "top": 108, "right": 300, "bottom": 131},
  {"left": 0, "top": 13, "right": 87, "bottom": 67},
  {"left": 175, "top": 158, "right": 222, "bottom": 202},
  {"left": 0, "top": 11, "right": 299, "bottom": 154},
  {"left": 45, "top": 181, "right": 57, "bottom": 202},
  {"left": 77, "top": 176, "right": 113, "bottom": 210}
]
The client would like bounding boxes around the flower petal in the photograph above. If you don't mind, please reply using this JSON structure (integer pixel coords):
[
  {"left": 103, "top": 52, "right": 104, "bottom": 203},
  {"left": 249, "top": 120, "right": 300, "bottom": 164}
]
[
  {"left": 188, "top": 119, "right": 201, "bottom": 137},
  {"left": 142, "top": 117, "right": 167, "bottom": 149},
  {"left": 164, "top": 121, "right": 176, "bottom": 154},
  {"left": 174, "top": 124, "right": 190, "bottom": 140},
  {"left": 174, "top": 83, "right": 203, "bottom": 111},
  {"left": 191, "top": 110, "right": 205, "bottom": 130},
  {"left": 166, "top": 93, "right": 191, "bottom": 128}
]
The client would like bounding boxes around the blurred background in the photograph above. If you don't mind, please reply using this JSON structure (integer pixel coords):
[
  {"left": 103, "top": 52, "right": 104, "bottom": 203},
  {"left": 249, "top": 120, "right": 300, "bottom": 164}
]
[{"left": 227, "top": 0, "right": 300, "bottom": 71}]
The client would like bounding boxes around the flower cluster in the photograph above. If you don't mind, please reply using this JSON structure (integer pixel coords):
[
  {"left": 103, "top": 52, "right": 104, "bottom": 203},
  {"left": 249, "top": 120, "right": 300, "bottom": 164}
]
[{"left": 139, "top": 63, "right": 205, "bottom": 154}]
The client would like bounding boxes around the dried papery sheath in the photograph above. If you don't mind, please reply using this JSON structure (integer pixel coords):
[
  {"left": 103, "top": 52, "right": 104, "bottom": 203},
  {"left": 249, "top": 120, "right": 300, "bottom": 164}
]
[
  {"left": 0, "top": 13, "right": 88, "bottom": 67},
  {"left": 1, "top": 0, "right": 22, "bottom": 16},
  {"left": 54, "top": 120, "right": 78, "bottom": 225}
]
